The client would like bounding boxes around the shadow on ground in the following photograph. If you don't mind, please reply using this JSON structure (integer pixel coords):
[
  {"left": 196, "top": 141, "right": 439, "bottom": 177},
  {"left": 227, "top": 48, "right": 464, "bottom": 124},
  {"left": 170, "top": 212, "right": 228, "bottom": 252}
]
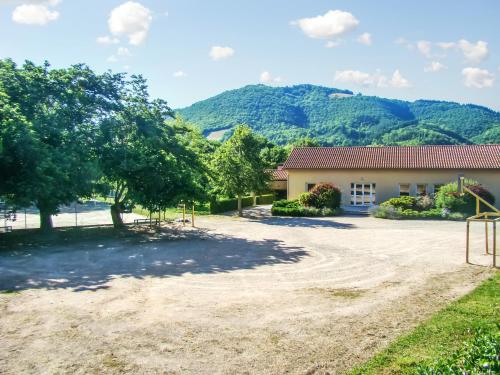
[
  {"left": 240, "top": 206, "right": 356, "bottom": 229},
  {"left": 0, "top": 228, "right": 308, "bottom": 293}
]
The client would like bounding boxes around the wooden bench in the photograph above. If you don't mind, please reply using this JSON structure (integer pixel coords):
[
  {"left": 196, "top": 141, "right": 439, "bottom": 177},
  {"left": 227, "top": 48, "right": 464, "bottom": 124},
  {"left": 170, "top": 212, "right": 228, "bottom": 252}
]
[{"left": 133, "top": 218, "right": 160, "bottom": 226}]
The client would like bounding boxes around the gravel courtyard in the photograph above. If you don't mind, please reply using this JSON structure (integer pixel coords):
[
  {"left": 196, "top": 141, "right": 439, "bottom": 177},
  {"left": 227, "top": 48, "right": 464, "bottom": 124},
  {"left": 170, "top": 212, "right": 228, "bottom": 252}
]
[{"left": 0, "top": 207, "right": 496, "bottom": 374}]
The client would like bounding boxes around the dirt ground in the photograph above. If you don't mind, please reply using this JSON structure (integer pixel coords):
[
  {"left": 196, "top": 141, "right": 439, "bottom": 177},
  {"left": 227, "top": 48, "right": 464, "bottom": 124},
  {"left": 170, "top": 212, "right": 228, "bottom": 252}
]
[{"left": 0, "top": 206, "right": 496, "bottom": 374}]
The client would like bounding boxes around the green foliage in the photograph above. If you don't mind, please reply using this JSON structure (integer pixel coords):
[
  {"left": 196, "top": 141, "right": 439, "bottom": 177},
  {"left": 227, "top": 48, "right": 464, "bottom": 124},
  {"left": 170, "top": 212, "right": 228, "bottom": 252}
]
[
  {"left": 380, "top": 196, "right": 418, "bottom": 210},
  {"left": 177, "top": 84, "right": 500, "bottom": 145},
  {"left": 210, "top": 125, "right": 270, "bottom": 215},
  {"left": 416, "top": 195, "right": 435, "bottom": 211},
  {"left": 256, "top": 194, "right": 275, "bottom": 205},
  {"left": 309, "top": 183, "right": 341, "bottom": 209},
  {"left": 435, "top": 181, "right": 495, "bottom": 214},
  {"left": 271, "top": 199, "right": 341, "bottom": 217},
  {"left": 209, "top": 196, "right": 254, "bottom": 214},
  {"left": 298, "top": 192, "right": 316, "bottom": 207},
  {"left": 0, "top": 59, "right": 119, "bottom": 230},
  {"left": 416, "top": 329, "right": 499, "bottom": 374},
  {"left": 349, "top": 274, "right": 500, "bottom": 375}
]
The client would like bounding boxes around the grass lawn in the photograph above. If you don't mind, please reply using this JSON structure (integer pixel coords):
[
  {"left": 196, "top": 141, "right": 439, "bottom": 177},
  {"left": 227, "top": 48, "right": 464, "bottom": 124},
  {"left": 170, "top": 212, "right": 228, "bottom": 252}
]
[
  {"left": 349, "top": 272, "right": 499, "bottom": 374},
  {"left": 92, "top": 197, "right": 211, "bottom": 221}
]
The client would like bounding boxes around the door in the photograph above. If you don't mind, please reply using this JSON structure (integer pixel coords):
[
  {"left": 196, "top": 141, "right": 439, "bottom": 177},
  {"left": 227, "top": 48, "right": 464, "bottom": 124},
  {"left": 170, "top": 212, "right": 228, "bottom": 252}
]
[{"left": 350, "top": 183, "right": 376, "bottom": 206}]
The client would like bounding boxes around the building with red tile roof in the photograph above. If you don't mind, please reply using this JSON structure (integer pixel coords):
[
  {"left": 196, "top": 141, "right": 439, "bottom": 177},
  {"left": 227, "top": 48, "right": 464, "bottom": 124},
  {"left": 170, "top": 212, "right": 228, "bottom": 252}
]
[{"left": 282, "top": 145, "right": 500, "bottom": 207}]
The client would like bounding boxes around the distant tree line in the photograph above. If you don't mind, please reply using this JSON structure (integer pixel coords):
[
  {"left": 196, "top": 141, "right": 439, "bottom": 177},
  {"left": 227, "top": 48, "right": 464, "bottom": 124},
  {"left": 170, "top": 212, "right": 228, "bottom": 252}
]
[{"left": 0, "top": 59, "right": 308, "bottom": 230}]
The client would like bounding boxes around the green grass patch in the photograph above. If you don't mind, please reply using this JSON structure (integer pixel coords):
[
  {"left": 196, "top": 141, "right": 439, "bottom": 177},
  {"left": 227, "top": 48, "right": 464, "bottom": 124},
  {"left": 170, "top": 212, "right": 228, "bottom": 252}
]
[{"left": 349, "top": 273, "right": 499, "bottom": 375}]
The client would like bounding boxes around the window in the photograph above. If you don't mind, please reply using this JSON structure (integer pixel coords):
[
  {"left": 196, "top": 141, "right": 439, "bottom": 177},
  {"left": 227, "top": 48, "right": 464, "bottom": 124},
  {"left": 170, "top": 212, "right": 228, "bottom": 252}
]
[
  {"left": 306, "top": 183, "right": 316, "bottom": 192},
  {"left": 399, "top": 183, "right": 410, "bottom": 196},
  {"left": 350, "top": 183, "right": 376, "bottom": 206},
  {"left": 416, "top": 184, "right": 427, "bottom": 196}
]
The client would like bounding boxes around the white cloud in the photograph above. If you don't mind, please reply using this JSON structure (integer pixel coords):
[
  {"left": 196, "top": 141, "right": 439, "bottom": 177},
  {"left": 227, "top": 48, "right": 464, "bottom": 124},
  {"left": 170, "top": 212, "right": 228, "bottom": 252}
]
[
  {"left": 108, "top": 1, "right": 152, "bottom": 46},
  {"left": 390, "top": 70, "right": 411, "bottom": 88},
  {"left": 437, "top": 41, "right": 456, "bottom": 50},
  {"left": 325, "top": 40, "right": 341, "bottom": 48},
  {"left": 395, "top": 37, "right": 414, "bottom": 50},
  {"left": 416, "top": 40, "right": 432, "bottom": 58},
  {"left": 457, "top": 39, "right": 488, "bottom": 64},
  {"left": 117, "top": 47, "right": 132, "bottom": 57},
  {"left": 259, "top": 71, "right": 282, "bottom": 85},
  {"left": 294, "top": 10, "right": 359, "bottom": 39},
  {"left": 173, "top": 70, "right": 187, "bottom": 78},
  {"left": 357, "top": 32, "right": 372, "bottom": 46},
  {"left": 12, "top": 3, "right": 59, "bottom": 25},
  {"left": 335, "top": 70, "right": 378, "bottom": 86},
  {"left": 97, "top": 35, "right": 120, "bottom": 45},
  {"left": 424, "top": 61, "right": 447, "bottom": 73},
  {"left": 209, "top": 46, "right": 235, "bottom": 61},
  {"left": 462, "top": 67, "right": 495, "bottom": 88},
  {"left": 334, "top": 69, "right": 410, "bottom": 88}
]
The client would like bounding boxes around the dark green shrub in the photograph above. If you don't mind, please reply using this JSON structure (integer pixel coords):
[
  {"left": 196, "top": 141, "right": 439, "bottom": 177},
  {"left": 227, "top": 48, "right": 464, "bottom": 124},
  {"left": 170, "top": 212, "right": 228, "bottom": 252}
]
[
  {"left": 272, "top": 199, "right": 301, "bottom": 209},
  {"left": 210, "top": 196, "right": 254, "bottom": 214},
  {"left": 256, "top": 194, "right": 275, "bottom": 205},
  {"left": 380, "top": 196, "right": 417, "bottom": 210},
  {"left": 309, "top": 183, "right": 341, "bottom": 209}
]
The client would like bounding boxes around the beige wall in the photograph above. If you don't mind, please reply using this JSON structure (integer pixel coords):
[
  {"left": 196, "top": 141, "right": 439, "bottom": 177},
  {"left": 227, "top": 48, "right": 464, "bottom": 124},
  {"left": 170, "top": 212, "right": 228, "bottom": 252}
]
[
  {"left": 269, "top": 180, "right": 287, "bottom": 191},
  {"left": 286, "top": 169, "right": 500, "bottom": 206}
]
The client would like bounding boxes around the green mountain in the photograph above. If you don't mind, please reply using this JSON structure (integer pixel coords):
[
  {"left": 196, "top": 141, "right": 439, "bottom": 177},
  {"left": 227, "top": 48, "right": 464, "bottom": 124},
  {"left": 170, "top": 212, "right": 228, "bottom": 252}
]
[{"left": 176, "top": 84, "right": 500, "bottom": 145}]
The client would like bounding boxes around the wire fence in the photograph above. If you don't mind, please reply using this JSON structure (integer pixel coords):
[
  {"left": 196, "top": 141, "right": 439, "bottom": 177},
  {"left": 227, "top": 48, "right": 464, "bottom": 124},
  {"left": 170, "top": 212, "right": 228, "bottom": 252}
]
[{"left": 2, "top": 201, "right": 145, "bottom": 231}]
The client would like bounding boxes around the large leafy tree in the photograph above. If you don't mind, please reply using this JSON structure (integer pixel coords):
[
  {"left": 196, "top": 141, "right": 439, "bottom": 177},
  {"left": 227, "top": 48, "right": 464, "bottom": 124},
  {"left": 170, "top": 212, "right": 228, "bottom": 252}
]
[
  {"left": 97, "top": 76, "right": 207, "bottom": 228},
  {"left": 0, "top": 59, "right": 120, "bottom": 230},
  {"left": 211, "top": 125, "right": 269, "bottom": 216}
]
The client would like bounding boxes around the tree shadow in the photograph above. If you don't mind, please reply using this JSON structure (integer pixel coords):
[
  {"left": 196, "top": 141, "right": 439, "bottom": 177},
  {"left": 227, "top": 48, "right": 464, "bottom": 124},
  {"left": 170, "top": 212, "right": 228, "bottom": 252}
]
[
  {"left": 251, "top": 216, "right": 356, "bottom": 229},
  {"left": 0, "top": 228, "right": 309, "bottom": 293}
]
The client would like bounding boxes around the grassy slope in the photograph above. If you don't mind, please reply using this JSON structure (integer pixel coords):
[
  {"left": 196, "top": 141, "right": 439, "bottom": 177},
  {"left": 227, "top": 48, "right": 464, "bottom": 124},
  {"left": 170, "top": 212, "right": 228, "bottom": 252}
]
[{"left": 349, "top": 272, "right": 499, "bottom": 374}]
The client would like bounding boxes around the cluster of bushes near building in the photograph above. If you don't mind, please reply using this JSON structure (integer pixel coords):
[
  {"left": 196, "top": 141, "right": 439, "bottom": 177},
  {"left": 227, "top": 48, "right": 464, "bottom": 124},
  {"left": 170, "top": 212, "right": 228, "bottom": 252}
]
[
  {"left": 271, "top": 180, "right": 495, "bottom": 220},
  {"left": 370, "top": 179, "right": 495, "bottom": 220},
  {"left": 271, "top": 183, "right": 342, "bottom": 217}
]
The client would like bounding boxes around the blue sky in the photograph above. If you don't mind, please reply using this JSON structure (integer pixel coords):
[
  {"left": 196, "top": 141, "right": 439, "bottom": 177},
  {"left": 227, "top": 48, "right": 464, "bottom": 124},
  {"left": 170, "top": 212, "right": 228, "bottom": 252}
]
[{"left": 1, "top": 0, "right": 499, "bottom": 110}]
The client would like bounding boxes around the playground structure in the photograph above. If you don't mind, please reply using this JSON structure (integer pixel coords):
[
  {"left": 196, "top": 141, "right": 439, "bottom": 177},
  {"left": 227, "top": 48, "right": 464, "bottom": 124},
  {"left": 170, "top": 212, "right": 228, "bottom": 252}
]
[
  {"left": 176, "top": 203, "right": 196, "bottom": 227},
  {"left": 461, "top": 177, "right": 499, "bottom": 267}
]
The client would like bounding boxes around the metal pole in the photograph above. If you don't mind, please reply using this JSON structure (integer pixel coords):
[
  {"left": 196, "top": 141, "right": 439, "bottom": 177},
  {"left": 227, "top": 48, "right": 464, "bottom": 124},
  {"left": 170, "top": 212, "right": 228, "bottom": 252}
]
[
  {"left": 182, "top": 204, "right": 186, "bottom": 226},
  {"left": 466, "top": 220, "right": 470, "bottom": 264},
  {"left": 75, "top": 203, "right": 78, "bottom": 227},
  {"left": 485, "top": 220, "right": 489, "bottom": 255},
  {"left": 191, "top": 204, "right": 195, "bottom": 227},
  {"left": 493, "top": 222, "right": 497, "bottom": 268},
  {"left": 24, "top": 209, "right": 27, "bottom": 229}
]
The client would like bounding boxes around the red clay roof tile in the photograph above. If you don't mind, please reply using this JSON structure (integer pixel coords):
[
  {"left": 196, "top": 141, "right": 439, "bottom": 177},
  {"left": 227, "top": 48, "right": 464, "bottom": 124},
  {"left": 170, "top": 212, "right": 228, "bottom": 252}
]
[{"left": 282, "top": 145, "right": 500, "bottom": 170}]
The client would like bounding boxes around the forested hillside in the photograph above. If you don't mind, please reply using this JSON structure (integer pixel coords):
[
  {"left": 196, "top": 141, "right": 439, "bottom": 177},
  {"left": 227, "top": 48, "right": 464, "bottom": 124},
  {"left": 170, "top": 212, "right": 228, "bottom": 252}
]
[{"left": 176, "top": 84, "right": 500, "bottom": 145}]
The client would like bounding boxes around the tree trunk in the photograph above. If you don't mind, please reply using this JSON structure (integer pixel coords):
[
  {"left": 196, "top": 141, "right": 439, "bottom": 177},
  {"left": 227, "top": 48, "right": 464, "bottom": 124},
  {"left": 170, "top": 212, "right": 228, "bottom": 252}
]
[
  {"left": 39, "top": 209, "right": 53, "bottom": 232},
  {"left": 237, "top": 194, "right": 243, "bottom": 217},
  {"left": 110, "top": 204, "right": 125, "bottom": 228}
]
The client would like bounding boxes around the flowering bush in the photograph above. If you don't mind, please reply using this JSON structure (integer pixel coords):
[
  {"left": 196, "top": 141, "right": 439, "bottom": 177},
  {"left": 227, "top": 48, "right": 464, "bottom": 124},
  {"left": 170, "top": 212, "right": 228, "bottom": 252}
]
[{"left": 309, "top": 183, "right": 341, "bottom": 209}]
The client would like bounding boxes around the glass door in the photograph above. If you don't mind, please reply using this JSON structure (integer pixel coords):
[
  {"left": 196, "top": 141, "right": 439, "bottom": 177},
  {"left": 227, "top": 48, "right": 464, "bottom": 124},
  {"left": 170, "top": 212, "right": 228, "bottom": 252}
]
[{"left": 350, "top": 183, "right": 376, "bottom": 206}]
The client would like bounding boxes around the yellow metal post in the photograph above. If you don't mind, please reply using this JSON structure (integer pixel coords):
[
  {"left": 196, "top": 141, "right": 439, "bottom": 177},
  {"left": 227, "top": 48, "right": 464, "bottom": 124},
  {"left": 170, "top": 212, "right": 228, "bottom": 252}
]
[
  {"left": 485, "top": 220, "right": 489, "bottom": 255},
  {"left": 466, "top": 220, "right": 470, "bottom": 264},
  {"left": 493, "top": 222, "right": 497, "bottom": 268},
  {"left": 191, "top": 204, "right": 195, "bottom": 227},
  {"left": 476, "top": 197, "right": 480, "bottom": 215},
  {"left": 182, "top": 204, "right": 186, "bottom": 226}
]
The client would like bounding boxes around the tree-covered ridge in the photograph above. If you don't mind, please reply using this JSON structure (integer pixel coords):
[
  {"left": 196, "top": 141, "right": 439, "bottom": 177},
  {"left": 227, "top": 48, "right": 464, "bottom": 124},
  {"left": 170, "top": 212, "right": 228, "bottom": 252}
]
[{"left": 176, "top": 84, "right": 500, "bottom": 145}]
